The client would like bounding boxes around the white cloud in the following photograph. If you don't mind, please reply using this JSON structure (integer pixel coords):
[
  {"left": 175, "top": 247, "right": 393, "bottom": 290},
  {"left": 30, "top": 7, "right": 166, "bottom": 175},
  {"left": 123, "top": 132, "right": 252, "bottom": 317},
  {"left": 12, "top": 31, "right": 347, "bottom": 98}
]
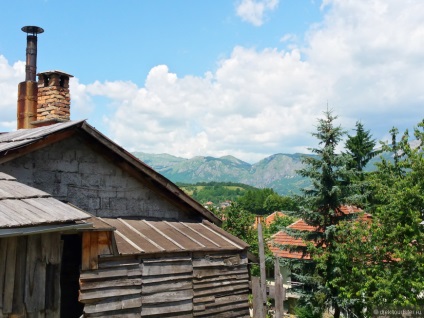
[
  {"left": 0, "top": 56, "right": 24, "bottom": 131},
  {"left": 235, "top": 0, "right": 279, "bottom": 26}
]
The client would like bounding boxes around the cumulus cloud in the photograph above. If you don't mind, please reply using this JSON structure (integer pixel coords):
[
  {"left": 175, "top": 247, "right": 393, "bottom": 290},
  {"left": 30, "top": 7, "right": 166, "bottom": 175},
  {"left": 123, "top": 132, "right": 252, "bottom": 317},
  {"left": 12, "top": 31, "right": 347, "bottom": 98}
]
[
  {"left": 235, "top": 0, "right": 279, "bottom": 26},
  {"left": 0, "top": 55, "right": 24, "bottom": 131}
]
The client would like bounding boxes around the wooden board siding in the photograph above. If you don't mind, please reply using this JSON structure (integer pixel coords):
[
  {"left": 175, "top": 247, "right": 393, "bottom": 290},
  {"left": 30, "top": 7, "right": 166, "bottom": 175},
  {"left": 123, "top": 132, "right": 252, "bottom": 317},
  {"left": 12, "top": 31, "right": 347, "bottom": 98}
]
[
  {"left": 141, "top": 256, "right": 193, "bottom": 317},
  {"left": 79, "top": 251, "right": 250, "bottom": 317},
  {"left": 0, "top": 233, "right": 62, "bottom": 318},
  {"left": 79, "top": 256, "right": 142, "bottom": 318},
  {"left": 192, "top": 252, "right": 250, "bottom": 318}
]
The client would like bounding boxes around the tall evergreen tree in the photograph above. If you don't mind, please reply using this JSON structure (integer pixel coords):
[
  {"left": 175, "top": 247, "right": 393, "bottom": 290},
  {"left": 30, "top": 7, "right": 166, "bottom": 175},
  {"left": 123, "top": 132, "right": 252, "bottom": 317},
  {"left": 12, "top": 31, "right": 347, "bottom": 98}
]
[
  {"left": 344, "top": 121, "right": 379, "bottom": 207},
  {"left": 294, "top": 110, "right": 353, "bottom": 318},
  {"left": 345, "top": 121, "right": 378, "bottom": 173}
]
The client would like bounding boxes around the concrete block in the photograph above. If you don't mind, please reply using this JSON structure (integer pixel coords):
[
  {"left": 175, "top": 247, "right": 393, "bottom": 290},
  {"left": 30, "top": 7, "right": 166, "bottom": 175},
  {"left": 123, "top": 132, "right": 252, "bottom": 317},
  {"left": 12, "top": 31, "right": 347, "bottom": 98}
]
[{"left": 110, "top": 197, "right": 127, "bottom": 210}]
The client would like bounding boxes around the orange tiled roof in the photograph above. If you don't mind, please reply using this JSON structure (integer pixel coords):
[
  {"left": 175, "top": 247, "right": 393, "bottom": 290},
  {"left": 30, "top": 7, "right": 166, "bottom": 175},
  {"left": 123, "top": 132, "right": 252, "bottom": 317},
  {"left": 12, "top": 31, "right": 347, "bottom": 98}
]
[
  {"left": 288, "top": 219, "right": 317, "bottom": 232},
  {"left": 253, "top": 211, "right": 288, "bottom": 228},
  {"left": 269, "top": 231, "right": 311, "bottom": 259},
  {"left": 268, "top": 206, "right": 367, "bottom": 260}
]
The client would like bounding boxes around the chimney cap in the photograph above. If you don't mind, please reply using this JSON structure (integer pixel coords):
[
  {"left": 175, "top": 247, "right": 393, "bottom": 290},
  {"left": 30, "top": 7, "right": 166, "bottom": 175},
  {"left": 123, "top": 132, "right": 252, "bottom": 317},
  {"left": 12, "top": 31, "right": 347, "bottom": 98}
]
[
  {"left": 21, "top": 26, "right": 44, "bottom": 35},
  {"left": 37, "top": 70, "right": 74, "bottom": 78}
]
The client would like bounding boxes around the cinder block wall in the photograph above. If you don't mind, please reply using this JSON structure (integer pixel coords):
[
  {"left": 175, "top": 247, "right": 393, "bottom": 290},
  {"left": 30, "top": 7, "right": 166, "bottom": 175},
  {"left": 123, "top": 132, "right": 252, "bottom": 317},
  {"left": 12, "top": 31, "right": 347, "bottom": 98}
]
[{"left": 0, "top": 136, "right": 187, "bottom": 219}]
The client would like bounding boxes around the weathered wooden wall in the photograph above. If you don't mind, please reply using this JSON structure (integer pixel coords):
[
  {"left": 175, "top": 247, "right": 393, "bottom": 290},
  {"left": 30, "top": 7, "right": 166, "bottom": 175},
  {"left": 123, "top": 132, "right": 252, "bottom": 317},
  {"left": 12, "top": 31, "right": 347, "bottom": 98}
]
[
  {"left": 79, "top": 250, "right": 250, "bottom": 317},
  {"left": 0, "top": 233, "right": 62, "bottom": 318},
  {"left": 192, "top": 252, "right": 250, "bottom": 318}
]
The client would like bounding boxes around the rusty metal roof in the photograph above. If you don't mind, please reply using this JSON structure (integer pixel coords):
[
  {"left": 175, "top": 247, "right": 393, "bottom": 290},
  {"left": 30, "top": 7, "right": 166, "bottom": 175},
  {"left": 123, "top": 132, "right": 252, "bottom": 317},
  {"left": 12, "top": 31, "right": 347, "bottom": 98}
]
[
  {"left": 0, "top": 172, "right": 91, "bottom": 228},
  {"left": 98, "top": 217, "right": 249, "bottom": 255}
]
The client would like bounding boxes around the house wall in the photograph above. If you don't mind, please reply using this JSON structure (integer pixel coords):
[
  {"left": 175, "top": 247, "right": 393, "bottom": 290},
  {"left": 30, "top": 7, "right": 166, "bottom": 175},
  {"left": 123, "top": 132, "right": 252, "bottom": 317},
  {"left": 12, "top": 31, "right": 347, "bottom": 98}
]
[
  {"left": 0, "top": 135, "right": 188, "bottom": 219},
  {"left": 0, "top": 233, "right": 62, "bottom": 318},
  {"left": 78, "top": 251, "right": 250, "bottom": 317}
]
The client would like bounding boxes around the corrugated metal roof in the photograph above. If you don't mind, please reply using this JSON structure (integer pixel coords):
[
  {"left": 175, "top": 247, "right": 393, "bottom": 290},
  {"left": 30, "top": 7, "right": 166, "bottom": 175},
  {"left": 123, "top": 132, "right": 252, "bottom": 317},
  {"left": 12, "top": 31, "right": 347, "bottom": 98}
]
[
  {"left": 0, "top": 172, "right": 91, "bottom": 228},
  {"left": 0, "top": 120, "right": 84, "bottom": 152},
  {"left": 98, "top": 217, "right": 248, "bottom": 255}
]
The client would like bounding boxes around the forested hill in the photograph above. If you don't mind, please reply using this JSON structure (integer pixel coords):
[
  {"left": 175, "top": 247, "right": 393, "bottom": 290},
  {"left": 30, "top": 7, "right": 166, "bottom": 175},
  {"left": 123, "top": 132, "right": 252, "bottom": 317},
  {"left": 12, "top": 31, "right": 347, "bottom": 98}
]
[{"left": 133, "top": 152, "right": 311, "bottom": 195}]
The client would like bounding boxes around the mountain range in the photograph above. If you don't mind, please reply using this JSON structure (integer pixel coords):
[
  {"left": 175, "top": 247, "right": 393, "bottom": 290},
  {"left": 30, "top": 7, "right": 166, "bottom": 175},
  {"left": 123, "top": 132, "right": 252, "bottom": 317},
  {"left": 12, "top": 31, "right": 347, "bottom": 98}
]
[{"left": 133, "top": 152, "right": 312, "bottom": 195}]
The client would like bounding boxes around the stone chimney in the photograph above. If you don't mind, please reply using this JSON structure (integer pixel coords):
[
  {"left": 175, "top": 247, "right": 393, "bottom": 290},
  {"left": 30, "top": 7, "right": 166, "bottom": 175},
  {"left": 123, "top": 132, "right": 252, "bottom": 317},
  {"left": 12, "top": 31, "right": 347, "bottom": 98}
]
[{"left": 33, "top": 70, "right": 73, "bottom": 127}]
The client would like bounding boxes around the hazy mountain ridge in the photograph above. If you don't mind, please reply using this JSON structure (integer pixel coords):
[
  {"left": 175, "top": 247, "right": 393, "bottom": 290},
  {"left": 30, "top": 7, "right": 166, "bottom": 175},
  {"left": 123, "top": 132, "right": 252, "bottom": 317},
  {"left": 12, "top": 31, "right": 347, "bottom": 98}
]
[
  {"left": 133, "top": 152, "right": 311, "bottom": 194},
  {"left": 134, "top": 143, "right": 404, "bottom": 195}
]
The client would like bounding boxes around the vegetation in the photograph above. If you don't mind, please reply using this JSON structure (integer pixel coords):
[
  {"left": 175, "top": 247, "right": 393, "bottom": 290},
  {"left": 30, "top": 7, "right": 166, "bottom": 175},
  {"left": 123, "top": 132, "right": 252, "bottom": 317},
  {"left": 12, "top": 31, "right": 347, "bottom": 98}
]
[
  {"left": 177, "top": 181, "right": 256, "bottom": 204},
  {"left": 177, "top": 112, "right": 424, "bottom": 317}
]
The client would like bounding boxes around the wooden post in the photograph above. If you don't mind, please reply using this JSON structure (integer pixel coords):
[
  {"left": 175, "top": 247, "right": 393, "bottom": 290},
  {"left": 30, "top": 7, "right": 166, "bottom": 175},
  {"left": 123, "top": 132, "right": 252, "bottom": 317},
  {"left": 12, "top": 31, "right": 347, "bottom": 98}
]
[
  {"left": 274, "top": 257, "right": 284, "bottom": 318},
  {"left": 252, "top": 276, "right": 265, "bottom": 318},
  {"left": 257, "top": 217, "right": 267, "bottom": 302}
]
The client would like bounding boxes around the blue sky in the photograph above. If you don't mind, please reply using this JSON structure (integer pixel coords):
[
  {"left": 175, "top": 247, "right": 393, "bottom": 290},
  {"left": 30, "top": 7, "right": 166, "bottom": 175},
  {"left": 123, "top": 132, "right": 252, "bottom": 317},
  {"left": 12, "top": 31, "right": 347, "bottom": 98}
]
[{"left": 1, "top": 0, "right": 423, "bottom": 163}]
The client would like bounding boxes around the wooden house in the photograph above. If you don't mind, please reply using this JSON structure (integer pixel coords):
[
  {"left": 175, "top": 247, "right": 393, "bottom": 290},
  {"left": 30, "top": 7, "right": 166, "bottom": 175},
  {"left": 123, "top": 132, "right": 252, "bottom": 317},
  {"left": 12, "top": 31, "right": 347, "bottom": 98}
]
[
  {"left": 0, "top": 172, "right": 92, "bottom": 317},
  {"left": 0, "top": 26, "right": 251, "bottom": 317}
]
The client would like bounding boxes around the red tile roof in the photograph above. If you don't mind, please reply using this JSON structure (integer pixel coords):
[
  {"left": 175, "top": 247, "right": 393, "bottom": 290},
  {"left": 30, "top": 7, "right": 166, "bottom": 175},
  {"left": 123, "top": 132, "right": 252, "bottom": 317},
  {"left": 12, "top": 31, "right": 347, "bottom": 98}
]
[
  {"left": 269, "top": 231, "right": 311, "bottom": 259},
  {"left": 268, "top": 206, "right": 368, "bottom": 260},
  {"left": 253, "top": 211, "right": 289, "bottom": 228}
]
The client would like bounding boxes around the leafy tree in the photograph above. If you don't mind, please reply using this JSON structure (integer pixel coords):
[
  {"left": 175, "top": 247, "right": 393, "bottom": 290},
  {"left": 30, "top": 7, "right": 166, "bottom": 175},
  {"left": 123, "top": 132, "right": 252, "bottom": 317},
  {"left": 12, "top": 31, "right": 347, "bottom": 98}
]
[
  {"left": 238, "top": 188, "right": 275, "bottom": 215},
  {"left": 294, "top": 110, "right": 354, "bottom": 318},
  {"left": 263, "top": 193, "right": 299, "bottom": 213},
  {"left": 222, "top": 202, "right": 257, "bottom": 252},
  {"left": 359, "top": 123, "right": 424, "bottom": 308}
]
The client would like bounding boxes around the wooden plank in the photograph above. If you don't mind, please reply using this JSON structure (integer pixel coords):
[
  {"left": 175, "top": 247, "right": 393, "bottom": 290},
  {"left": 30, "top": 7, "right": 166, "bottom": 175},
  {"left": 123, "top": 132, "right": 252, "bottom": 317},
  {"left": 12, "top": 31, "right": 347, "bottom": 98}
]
[
  {"left": 79, "top": 287, "right": 142, "bottom": 302},
  {"left": 193, "top": 282, "right": 249, "bottom": 297},
  {"left": 193, "top": 273, "right": 249, "bottom": 283},
  {"left": 42, "top": 232, "right": 61, "bottom": 264},
  {"left": 192, "top": 255, "right": 242, "bottom": 267},
  {"left": 257, "top": 220, "right": 267, "bottom": 301},
  {"left": 193, "top": 266, "right": 247, "bottom": 278},
  {"left": 142, "top": 262, "right": 192, "bottom": 276},
  {"left": 82, "top": 232, "right": 91, "bottom": 271},
  {"left": 252, "top": 276, "right": 265, "bottom": 318},
  {"left": 25, "top": 235, "right": 46, "bottom": 313},
  {"left": 97, "top": 231, "right": 113, "bottom": 256},
  {"left": 142, "top": 280, "right": 192, "bottom": 294},
  {"left": 3, "top": 237, "right": 17, "bottom": 314},
  {"left": 142, "top": 289, "right": 193, "bottom": 304},
  {"left": 140, "top": 299, "right": 192, "bottom": 316},
  {"left": 12, "top": 236, "right": 27, "bottom": 316},
  {"left": 142, "top": 273, "right": 192, "bottom": 284},
  {"left": 85, "top": 308, "right": 140, "bottom": 318},
  {"left": 192, "top": 296, "right": 215, "bottom": 304},
  {"left": 80, "top": 278, "right": 142, "bottom": 290},
  {"left": 142, "top": 256, "right": 191, "bottom": 263},
  {"left": 193, "top": 279, "right": 249, "bottom": 291},
  {"left": 90, "top": 231, "right": 99, "bottom": 270},
  {"left": 274, "top": 257, "right": 284, "bottom": 318},
  {"left": 45, "top": 264, "right": 61, "bottom": 313},
  {"left": 83, "top": 294, "right": 142, "bottom": 314},
  {"left": 0, "top": 238, "right": 8, "bottom": 309},
  {"left": 98, "top": 256, "right": 139, "bottom": 269},
  {"left": 193, "top": 300, "right": 250, "bottom": 317},
  {"left": 80, "top": 265, "right": 141, "bottom": 280}
]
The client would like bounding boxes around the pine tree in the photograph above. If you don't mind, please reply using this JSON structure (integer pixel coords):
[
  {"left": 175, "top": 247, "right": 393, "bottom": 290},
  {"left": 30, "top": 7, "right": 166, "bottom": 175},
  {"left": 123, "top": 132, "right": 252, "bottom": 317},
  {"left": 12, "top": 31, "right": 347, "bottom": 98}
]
[
  {"left": 345, "top": 121, "right": 378, "bottom": 173},
  {"left": 294, "top": 110, "right": 353, "bottom": 318},
  {"left": 344, "top": 121, "right": 379, "bottom": 207}
]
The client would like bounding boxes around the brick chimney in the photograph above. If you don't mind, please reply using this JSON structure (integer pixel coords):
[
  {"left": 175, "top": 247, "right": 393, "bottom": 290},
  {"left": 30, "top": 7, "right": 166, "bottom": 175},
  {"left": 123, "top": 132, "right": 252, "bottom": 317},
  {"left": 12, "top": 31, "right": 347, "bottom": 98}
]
[{"left": 33, "top": 70, "right": 73, "bottom": 127}]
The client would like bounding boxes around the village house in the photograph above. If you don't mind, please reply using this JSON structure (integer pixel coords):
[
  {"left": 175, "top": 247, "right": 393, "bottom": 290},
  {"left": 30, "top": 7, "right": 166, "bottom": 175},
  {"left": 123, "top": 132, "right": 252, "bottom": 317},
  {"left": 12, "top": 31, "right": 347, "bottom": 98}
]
[{"left": 0, "top": 26, "right": 250, "bottom": 318}]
